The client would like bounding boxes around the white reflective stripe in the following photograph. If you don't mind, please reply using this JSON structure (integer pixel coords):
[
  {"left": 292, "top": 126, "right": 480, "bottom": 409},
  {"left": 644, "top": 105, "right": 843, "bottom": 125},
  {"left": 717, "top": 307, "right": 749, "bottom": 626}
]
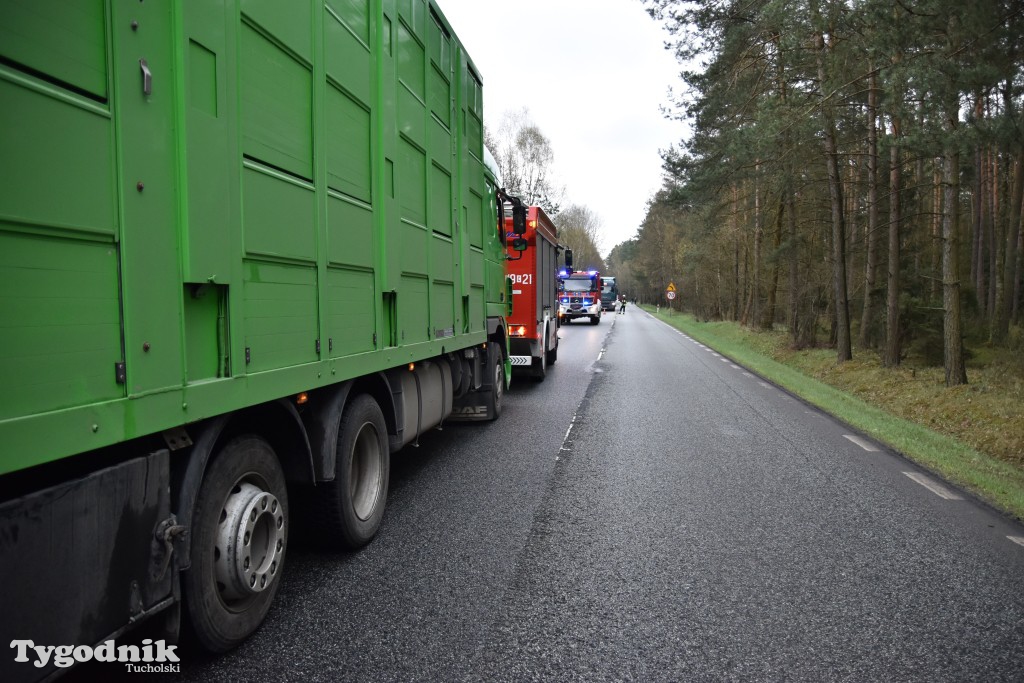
[
  {"left": 509, "top": 356, "right": 532, "bottom": 366},
  {"left": 903, "top": 472, "right": 963, "bottom": 500}
]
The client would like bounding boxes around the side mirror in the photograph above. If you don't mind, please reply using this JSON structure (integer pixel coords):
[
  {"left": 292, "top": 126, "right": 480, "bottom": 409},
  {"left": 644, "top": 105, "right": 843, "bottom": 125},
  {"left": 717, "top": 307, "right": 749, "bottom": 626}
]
[
  {"left": 512, "top": 237, "right": 528, "bottom": 252},
  {"left": 512, "top": 205, "right": 527, "bottom": 235},
  {"left": 564, "top": 248, "right": 574, "bottom": 270}
]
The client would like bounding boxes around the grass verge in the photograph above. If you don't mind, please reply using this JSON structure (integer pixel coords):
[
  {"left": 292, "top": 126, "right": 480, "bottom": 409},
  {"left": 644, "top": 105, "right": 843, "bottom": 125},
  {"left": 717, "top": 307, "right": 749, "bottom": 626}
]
[{"left": 644, "top": 306, "right": 1024, "bottom": 521}]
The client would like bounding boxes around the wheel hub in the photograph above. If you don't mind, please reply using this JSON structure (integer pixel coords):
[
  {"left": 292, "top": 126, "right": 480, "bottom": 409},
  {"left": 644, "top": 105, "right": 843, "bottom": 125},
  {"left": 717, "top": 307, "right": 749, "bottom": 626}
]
[
  {"left": 214, "top": 482, "right": 285, "bottom": 601},
  {"left": 350, "top": 423, "right": 382, "bottom": 521}
]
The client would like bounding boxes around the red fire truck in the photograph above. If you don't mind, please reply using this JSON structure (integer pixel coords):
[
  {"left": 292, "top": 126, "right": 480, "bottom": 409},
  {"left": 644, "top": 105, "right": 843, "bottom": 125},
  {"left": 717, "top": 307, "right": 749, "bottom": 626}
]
[
  {"left": 506, "top": 206, "right": 561, "bottom": 380},
  {"left": 558, "top": 269, "right": 603, "bottom": 324}
]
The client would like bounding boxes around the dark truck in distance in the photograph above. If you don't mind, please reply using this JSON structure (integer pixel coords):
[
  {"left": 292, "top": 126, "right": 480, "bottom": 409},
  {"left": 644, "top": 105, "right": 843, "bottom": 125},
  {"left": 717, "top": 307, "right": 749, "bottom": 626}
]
[{"left": 600, "top": 275, "right": 620, "bottom": 312}]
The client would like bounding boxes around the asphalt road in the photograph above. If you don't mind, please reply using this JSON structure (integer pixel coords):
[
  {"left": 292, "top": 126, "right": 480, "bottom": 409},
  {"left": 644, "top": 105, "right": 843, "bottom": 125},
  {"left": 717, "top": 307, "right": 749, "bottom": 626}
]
[{"left": 169, "top": 308, "right": 1024, "bottom": 682}]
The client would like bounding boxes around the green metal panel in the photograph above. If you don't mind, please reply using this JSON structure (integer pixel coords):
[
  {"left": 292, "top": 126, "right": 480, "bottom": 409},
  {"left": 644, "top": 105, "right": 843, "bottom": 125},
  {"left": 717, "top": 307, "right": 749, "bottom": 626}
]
[
  {"left": 325, "top": 1, "right": 372, "bottom": 103},
  {"left": 240, "top": 22, "right": 314, "bottom": 180},
  {"left": 326, "top": 267, "right": 376, "bottom": 356},
  {"left": 0, "top": 231, "right": 123, "bottom": 421},
  {"left": 242, "top": 0, "right": 314, "bottom": 64},
  {"left": 325, "top": 84, "right": 372, "bottom": 202},
  {"left": 181, "top": 0, "right": 236, "bottom": 284},
  {"left": 243, "top": 260, "right": 318, "bottom": 372},
  {"left": 0, "top": 78, "right": 116, "bottom": 236},
  {"left": 327, "top": 194, "right": 374, "bottom": 267},
  {"left": 111, "top": 0, "right": 184, "bottom": 397},
  {"left": 0, "top": 0, "right": 507, "bottom": 475},
  {"left": 0, "top": 0, "right": 108, "bottom": 99},
  {"left": 242, "top": 164, "right": 317, "bottom": 260},
  {"left": 400, "top": 275, "right": 429, "bottom": 344},
  {"left": 397, "top": 138, "right": 427, "bottom": 228},
  {"left": 183, "top": 284, "right": 227, "bottom": 382}
]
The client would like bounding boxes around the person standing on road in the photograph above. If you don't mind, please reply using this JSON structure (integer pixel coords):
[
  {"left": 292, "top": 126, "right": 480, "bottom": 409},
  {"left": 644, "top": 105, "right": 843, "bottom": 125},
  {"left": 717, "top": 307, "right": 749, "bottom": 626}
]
[{"left": 619, "top": 295, "right": 627, "bottom": 314}]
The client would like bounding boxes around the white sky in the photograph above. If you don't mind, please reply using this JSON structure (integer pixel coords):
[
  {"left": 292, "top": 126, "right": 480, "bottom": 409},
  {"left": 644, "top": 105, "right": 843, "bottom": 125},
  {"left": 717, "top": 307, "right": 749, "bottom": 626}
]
[{"left": 437, "top": 0, "right": 686, "bottom": 255}]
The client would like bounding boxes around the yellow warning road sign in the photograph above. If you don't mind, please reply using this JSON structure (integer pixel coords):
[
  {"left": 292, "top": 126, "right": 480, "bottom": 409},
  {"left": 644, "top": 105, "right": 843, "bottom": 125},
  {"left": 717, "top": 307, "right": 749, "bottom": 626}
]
[{"left": 666, "top": 282, "right": 677, "bottom": 292}]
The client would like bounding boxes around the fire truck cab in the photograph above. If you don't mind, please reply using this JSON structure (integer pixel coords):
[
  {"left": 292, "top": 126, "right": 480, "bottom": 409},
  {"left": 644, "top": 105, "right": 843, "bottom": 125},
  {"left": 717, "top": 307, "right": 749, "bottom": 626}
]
[{"left": 558, "top": 269, "right": 603, "bottom": 325}]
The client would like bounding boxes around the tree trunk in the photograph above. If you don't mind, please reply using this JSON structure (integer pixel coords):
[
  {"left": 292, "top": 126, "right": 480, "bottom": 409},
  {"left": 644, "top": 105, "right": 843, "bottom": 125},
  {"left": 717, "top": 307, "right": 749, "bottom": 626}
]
[
  {"left": 814, "top": 26, "right": 852, "bottom": 362},
  {"left": 747, "top": 169, "right": 764, "bottom": 327},
  {"left": 987, "top": 143, "right": 998, "bottom": 317},
  {"left": 941, "top": 107, "right": 968, "bottom": 386},
  {"left": 859, "top": 69, "right": 881, "bottom": 349},
  {"left": 732, "top": 184, "right": 741, "bottom": 321},
  {"left": 932, "top": 163, "right": 943, "bottom": 301},
  {"left": 883, "top": 116, "right": 903, "bottom": 368},
  {"left": 972, "top": 93, "right": 985, "bottom": 311},
  {"left": 1013, "top": 200, "right": 1024, "bottom": 324},
  {"left": 787, "top": 187, "right": 802, "bottom": 344},
  {"left": 761, "top": 197, "right": 783, "bottom": 330},
  {"left": 992, "top": 142, "right": 1023, "bottom": 342}
]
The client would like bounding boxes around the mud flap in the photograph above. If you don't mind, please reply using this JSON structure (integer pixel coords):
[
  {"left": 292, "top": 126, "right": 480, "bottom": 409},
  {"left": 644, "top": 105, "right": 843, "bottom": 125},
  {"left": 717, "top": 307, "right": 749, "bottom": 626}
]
[{"left": 0, "top": 450, "right": 175, "bottom": 683}]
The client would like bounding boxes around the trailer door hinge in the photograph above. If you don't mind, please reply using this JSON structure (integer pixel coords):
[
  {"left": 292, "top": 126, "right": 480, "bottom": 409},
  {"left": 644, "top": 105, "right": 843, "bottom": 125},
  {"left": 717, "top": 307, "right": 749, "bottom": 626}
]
[
  {"left": 373, "top": 332, "right": 377, "bottom": 348},
  {"left": 115, "top": 361, "right": 127, "bottom": 384},
  {"left": 315, "top": 339, "right": 321, "bottom": 355},
  {"left": 245, "top": 347, "right": 251, "bottom": 365}
]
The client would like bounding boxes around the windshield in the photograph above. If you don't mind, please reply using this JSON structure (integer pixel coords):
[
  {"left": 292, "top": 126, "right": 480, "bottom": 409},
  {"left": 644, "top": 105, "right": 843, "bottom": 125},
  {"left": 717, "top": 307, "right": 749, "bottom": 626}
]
[{"left": 562, "top": 278, "right": 595, "bottom": 292}]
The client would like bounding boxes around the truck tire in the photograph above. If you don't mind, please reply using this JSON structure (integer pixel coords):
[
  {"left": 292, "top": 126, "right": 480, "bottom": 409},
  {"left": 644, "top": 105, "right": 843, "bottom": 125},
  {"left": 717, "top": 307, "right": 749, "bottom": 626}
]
[
  {"left": 184, "top": 436, "right": 288, "bottom": 653},
  {"left": 312, "top": 394, "right": 389, "bottom": 549},
  {"left": 590, "top": 313, "right": 600, "bottom": 325},
  {"left": 485, "top": 344, "right": 504, "bottom": 420},
  {"left": 532, "top": 339, "right": 547, "bottom": 381},
  {"left": 546, "top": 340, "right": 558, "bottom": 365}
]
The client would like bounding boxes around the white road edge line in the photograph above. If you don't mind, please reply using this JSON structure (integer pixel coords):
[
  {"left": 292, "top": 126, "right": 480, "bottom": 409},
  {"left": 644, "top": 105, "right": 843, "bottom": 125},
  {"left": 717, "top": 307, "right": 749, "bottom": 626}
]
[
  {"left": 1008, "top": 536, "right": 1024, "bottom": 548},
  {"left": 843, "top": 435, "right": 880, "bottom": 452},
  {"left": 903, "top": 472, "right": 963, "bottom": 500}
]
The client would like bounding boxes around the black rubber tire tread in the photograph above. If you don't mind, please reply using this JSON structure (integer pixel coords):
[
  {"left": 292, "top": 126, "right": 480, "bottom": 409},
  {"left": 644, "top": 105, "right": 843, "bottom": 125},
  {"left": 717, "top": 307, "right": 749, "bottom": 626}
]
[
  {"left": 532, "top": 337, "right": 547, "bottom": 382},
  {"left": 183, "top": 436, "right": 288, "bottom": 653},
  {"left": 310, "top": 394, "right": 390, "bottom": 550},
  {"left": 485, "top": 344, "right": 504, "bottom": 421}
]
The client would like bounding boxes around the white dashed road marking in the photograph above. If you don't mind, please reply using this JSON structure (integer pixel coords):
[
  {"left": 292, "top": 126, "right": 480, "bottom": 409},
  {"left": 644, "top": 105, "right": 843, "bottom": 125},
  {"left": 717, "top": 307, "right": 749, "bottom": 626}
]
[
  {"left": 903, "top": 472, "right": 963, "bottom": 500},
  {"left": 843, "top": 435, "right": 880, "bottom": 452},
  {"left": 1008, "top": 536, "right": 1024, "bottom": 548}
]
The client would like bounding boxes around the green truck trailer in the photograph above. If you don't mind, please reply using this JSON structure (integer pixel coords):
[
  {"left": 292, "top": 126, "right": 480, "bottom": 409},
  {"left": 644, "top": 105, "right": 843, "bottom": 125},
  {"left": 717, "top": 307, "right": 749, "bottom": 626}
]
[{"left": 0, "top": 1, "right": 525, "bottom": 677}]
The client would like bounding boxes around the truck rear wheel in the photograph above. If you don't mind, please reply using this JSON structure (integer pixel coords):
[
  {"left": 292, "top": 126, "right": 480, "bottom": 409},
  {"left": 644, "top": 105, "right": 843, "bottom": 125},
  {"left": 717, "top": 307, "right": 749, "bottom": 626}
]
[
  {"left": 485, "top": 344, "right": 504, "bottom": 420},
  {"left": 312, "top": 395, "right": 389, "bottom": 549},
  {"left": 532, "top": 338, "right": 547, "bottom": 382},
  {"left": 184, "top": 436, "right": 288, "bottom": 652},
  {"left": 546, "top": 340, "right": 558, "bottom": 365}
]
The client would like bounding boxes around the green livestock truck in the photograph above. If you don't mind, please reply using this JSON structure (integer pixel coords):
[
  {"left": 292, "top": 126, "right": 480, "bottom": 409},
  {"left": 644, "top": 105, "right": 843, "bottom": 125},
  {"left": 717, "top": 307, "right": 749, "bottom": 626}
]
[{"left": 0, "top": 1, "right": 526, "bottom": 678}]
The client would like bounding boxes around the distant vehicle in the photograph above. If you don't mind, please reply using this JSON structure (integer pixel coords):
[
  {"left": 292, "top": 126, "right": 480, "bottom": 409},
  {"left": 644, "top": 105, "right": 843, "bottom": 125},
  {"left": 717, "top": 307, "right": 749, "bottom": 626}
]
[
  {"left": 558, "top": 269, "right": 603, "bottom": 325},
  {"left": 601, "top": 276, "right": 620, "bottom": 312},
  {"left": 506, "top": 207, "right": 563, "bottom": 380}
]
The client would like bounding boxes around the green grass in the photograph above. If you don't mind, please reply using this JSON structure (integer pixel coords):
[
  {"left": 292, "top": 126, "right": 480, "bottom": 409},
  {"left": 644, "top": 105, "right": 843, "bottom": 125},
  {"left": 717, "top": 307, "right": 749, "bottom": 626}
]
[{"left": 645, "top": 306, "right": 1024, "bottom": 520}]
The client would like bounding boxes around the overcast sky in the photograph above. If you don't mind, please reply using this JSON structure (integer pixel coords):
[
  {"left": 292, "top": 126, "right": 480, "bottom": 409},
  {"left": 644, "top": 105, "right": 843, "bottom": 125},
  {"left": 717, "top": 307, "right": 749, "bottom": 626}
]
[{"left": 437, "top": 0, "right": 687, "bottom": 256}]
